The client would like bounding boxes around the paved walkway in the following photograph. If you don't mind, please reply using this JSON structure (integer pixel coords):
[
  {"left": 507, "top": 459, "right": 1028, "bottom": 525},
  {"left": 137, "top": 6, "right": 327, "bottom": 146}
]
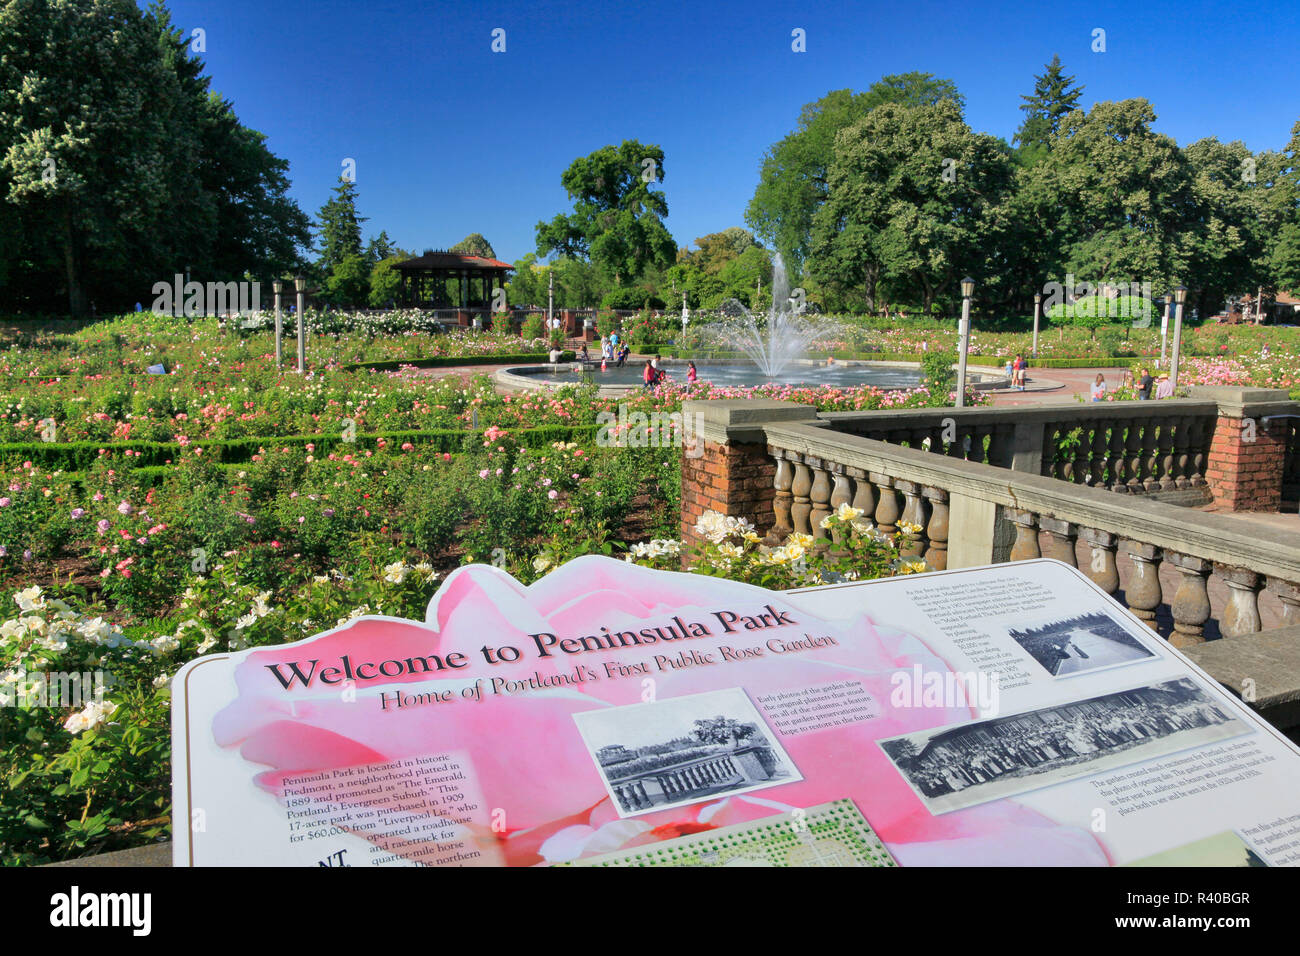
[{"left": 986, "top": 366, "right": 1134, "bottom": 407}]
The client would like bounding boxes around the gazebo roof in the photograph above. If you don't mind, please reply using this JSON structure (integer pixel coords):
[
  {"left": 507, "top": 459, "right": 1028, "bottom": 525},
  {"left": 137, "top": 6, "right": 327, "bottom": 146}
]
[{"left": 394, "top": 251, "right": 514, "bottom": 272}]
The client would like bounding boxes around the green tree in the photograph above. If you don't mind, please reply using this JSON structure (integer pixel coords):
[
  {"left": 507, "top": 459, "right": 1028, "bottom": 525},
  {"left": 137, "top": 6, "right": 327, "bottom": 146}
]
[
  {"left": 507, "top": 253, "right": 544, "bottom": 307},
  {"left": 1263, "top": 120, "right": 1300, "bottom": 295},
  {"left": 1014, "top": 55, "right": 1085, "bottom": 165},
  {"left": 449, "top": 233, "right": 497, "bottom": 259},
  {"left": 0, "top": 0, "right": 309, "bottom": 313},
  {"left": 367, "top": 256, "right": 403, "bottom": 308},
  {"left": 324, "top": 253, "right": 370, "bottom": 308},
  {"left": 316, "top": 179, "right": 366, "bottom": 272},
  {"left": 810, "top": 100, "right": 1013, "bottom": 315},
  {"left": 1016, "top": 99, "right": 1194, "bottom": 301},
  {"left": 365, "top": 231, "right": 396, "bottom": 265},
  {"left": 746, "top": 73, "right": 964, "bottom": 273},
  {"left": 535, "top": 140, "right": 675, "bottom": 286}
]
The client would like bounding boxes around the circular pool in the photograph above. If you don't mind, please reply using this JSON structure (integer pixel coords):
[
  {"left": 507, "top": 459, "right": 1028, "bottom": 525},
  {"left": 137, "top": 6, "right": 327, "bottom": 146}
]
[{"left": 498, "top": 358, "right": 927, "bottom": 392}]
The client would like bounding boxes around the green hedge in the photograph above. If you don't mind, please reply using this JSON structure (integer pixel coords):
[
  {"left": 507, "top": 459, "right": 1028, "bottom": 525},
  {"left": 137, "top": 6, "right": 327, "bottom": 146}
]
[
  {"left": 656, "top": 347, "right": 1151, "bottom": 369},
  {"left": 0, "top": 422, "right": 604, "bottom": 473},
  {"left": 340, "top": 351, "right": 571, "bottom": 372}
]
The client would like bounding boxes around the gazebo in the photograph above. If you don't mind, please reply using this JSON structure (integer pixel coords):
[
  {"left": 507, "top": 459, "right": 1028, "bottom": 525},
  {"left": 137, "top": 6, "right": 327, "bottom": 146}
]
[{"left": 393, "top": 251, "right": 513, "bottom": 321}]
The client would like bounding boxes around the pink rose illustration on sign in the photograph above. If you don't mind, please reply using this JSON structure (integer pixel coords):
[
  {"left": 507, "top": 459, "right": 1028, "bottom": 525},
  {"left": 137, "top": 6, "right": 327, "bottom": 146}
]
[{"left": 211, "top": 556, "right": 1108, "bottom": 866}]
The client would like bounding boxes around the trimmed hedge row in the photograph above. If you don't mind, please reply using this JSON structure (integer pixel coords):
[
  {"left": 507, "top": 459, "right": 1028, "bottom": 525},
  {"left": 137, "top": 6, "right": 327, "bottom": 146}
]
[
  {"left": 651, "top": 347, "right": 1157, "bottom": 369},
  {"left": 0, "top": 422, "right": 604, "bottom": 472},
  {"left": 341, "top": 351, "right": 574, "bottom": 372}
]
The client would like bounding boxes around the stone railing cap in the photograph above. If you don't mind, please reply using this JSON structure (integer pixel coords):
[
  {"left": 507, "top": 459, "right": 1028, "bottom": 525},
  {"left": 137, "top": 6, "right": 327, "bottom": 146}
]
[{"left": 682, "top": 399, "right": 819, "bottom": 427}]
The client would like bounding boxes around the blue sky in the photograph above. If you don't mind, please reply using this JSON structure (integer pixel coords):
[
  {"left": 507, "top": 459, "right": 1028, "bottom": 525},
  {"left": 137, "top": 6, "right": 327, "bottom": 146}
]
[{"left": 161, "top": 0, "right": 1299, "bottom": 264}]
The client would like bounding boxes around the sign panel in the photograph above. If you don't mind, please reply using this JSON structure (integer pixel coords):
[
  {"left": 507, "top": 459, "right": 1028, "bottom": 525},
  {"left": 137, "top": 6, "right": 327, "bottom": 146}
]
[{"left": 172, "top": 557, "right": 1300, "bottom": 866}]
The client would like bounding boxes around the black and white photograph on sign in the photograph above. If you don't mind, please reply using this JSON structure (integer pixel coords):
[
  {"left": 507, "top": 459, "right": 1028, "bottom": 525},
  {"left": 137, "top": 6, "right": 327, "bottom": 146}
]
[
  {"left": 573, "top": 687, "right": 802, "bottom": 818},
  {"left": 877, "top": 678, "right": 1250, "bottom": 815},
  {"left": 1008, "top": 610, "right": 1155, "bottom": 678}
]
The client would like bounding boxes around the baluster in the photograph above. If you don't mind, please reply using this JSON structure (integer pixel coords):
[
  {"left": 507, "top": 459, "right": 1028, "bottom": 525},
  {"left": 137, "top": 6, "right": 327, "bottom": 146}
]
[
  {"left": 768, "top": 452, "right": 794, "bottom": 545},
  {"left": 1043, "top": 426, "right": 1062, "bottom": 477},
  {"left": 1167, "top": 552, "right": 1212, "bottom": 646},
  {"left": 848, "top": 466, "right": 876, "bottom": 519},
  {"left": 1008, "top": 510, "right": 1040, "bottom": 562},
  {"left": 1089, "top": 425, "right": 1109, "bottom": 488},
  {"left": 871, "top": 473, "right": 900, "bottom": 535},
  {"left": 1120, "top": 541, "right": 1163, "bottom": 630},
  {"left": 928, "top": 423, "right": 946, "bottom": 456},
  {"left": 909, "top": 427, "right": 929, "bottom": 453},
  {"left": 922, "top": 486, "right": 949, "bottom": 571},
  {"left": 1188, "top": 419, "right": 1208, "bottom": 487},
  {"left": 1173, "top": 416, "right": 1192, "bottom": 489},
  {"left": 1039, "top": 517, "right": 1078, "bottom": 567},
  {"left": 1217, "top": 567, "right": 1263, "bottom": 640},
  {"left": 809, "top": 458, "right": 832, "bottom": 544},
  {"left": 1070, "top": 430, "right": 1089, "bottom": 486},
  {"left": 895, "top": 479, "right": 928, "bottom": 559},
  {"left": 1125, "top": 418, "right": 1145, "bottom": 493},
  {"left": 1142, "top": 421, "right": 1161, "bottom": 492},
  {"left": 1156, "top": 420, "right": 1176, "bottom": 490},
  {"left": 1108, "top": 422, "right": 1127, "bottom": 491},
  {"left": 828, "top": 468, "right": 852, "bottom": 558},
  {"left": 1080, "top": 529, "right": 1119, "bottom": 594},
  {"left": 1267, "top": 579, "right": 1300, "bottom": 628},
  {"left": 790, "top": 457, "right": 812, "bottom": 536}
]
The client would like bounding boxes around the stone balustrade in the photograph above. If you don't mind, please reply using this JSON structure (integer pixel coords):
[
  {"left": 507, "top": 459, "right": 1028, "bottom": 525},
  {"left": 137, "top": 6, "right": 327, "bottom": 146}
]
[{"left": 681, "top": 391, "right": 1300, "bottom": 653}]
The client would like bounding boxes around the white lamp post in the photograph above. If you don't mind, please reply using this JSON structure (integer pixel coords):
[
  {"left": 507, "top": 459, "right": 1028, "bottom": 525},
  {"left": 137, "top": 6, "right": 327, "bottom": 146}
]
[
  {"left": 1032, "top": 292, "right": 1041, "bottom": 360},
  {"left": 1170, "top": 285, "right": 1187, "bottom": 390},
  {"left": 295, "top": 275, "right": 307, "bottom": 373},
  {"left": 272, "top": 279, "right": 283, "bottom": 369},
  {"left": 956, "top": 277, "right": 974, "bottom": 408},
  {"left": 1160, "top": 292, "right": 1172, "bottom": 369},
  {"left": 681, "top": 291, "right": 689, "bottom": 332}
]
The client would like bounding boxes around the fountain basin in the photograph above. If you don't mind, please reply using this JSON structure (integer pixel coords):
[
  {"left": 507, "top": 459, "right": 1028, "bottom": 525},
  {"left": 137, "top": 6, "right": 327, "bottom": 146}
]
[{"left": 495, "top": 358, "right": 1007, "bottom": 397}]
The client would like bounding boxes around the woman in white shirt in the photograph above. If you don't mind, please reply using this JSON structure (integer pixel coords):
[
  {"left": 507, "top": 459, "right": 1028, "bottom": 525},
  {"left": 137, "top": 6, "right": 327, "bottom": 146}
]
[{"left": 1090, "top": 374, "right": 1106, "bottom": 402}]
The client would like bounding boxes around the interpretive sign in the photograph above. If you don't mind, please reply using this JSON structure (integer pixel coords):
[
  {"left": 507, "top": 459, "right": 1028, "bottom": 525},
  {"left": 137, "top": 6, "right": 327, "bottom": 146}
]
[{"left": 172, "top": 557, "right": 1300, "bottom": 866}]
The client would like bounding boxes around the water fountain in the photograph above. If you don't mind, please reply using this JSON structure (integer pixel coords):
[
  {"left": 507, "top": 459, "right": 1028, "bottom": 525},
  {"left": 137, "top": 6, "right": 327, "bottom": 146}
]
[{"left": 696, "top": 252, "right": 841, "bottom": 378}]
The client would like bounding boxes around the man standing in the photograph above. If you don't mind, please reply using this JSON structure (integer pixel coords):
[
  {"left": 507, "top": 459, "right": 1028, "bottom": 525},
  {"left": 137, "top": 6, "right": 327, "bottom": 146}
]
[{"left": 1137, "top": 367, "right": 1153, "bottom": 401}]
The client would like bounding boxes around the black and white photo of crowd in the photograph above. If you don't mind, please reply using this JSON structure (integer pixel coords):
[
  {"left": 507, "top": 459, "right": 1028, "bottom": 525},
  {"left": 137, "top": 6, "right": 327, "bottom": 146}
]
[
  {"left": 1009, "top": 610, "right": 1155, "bottom": 677},
  {"left": 573, "top": 687, "right": 802, "bottom": 818},
  {"left": 878, "top": 677, "right": 1248, "bottom": 814}
]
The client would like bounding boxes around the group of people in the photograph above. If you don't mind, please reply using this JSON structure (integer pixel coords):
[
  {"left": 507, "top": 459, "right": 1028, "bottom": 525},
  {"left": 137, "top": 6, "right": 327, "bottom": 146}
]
[
  {"left": 1090, "top": 367, "right": 1174, "bottom": 402},
  {"left": 641, "top": 359, "right": 698, "bottom": 390},
  {"left": 1002, "top": 354, "right": 1029, "bottom": 391},
  {"left": 909, "top": 699, "right": 1230, "bottom": 798},
  {"left": 597, "top": 334, "right": 631, "bottom": 367}
]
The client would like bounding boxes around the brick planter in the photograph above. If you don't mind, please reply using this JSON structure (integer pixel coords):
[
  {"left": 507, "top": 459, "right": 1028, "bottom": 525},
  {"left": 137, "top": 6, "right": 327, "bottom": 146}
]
[
  {"left": 1193, "top": 387, "right": 1294, "bottom": 512},
  {"left": 679, "top": 400, "right": 822, "bottom": 551}
]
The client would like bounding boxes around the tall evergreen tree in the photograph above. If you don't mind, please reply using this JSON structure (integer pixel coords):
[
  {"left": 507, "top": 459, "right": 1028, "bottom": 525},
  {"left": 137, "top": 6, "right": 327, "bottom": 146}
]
[
  {"left": 1014, "top": 56, "right": 1085, "bottom": 164},
  {"left": 316, "top": 179, "right": 366, "bottom": 272}
]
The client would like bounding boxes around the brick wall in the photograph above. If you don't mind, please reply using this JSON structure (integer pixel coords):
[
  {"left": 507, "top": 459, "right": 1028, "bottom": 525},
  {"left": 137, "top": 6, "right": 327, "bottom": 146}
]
[
  {"left": 680, "top": 439, "right": 776, "bottom": 549},
  {"left": 1205, "top": 415, "right": 1287, "bottom": 512}
]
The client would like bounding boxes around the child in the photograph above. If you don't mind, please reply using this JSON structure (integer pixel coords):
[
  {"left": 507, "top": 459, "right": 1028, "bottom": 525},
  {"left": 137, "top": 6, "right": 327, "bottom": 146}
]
[
  {"left": 687, "top": 361, "right": 697, "bottom": 384},
  {"left": 642, "top": 360, "right": 656, "bottom": 391},
  {"left": 1090, "top": 374, "right": 1106, "bottom": 402}
]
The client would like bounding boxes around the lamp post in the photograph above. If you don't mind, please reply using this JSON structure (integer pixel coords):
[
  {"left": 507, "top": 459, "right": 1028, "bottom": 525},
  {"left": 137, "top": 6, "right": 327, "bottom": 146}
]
[
  {"left": 295, "top": 275, "right": 306, "bottom": 373},
  {"left": 1032, "top": 292, "right": 1041, "bottom": 360},
  {"left": 956, "top": 277, "right": 974, "bottom": 408},
  {"left": 1160, "top": 292, "right": 1172, "bottom": 369},
  {"left": 681, "top": 291, "right": 689, "bottom": 333},
  {"left": 272, "top": 279, "right": 283, "bottom": 369},
  {"left": 1170, "top": 285, "right": 1187, "bottom": 390}
]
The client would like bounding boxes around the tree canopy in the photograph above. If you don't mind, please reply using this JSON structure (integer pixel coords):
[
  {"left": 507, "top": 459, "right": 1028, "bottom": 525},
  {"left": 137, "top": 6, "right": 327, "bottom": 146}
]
[{"left": 0, "top": 0, "right": 310, "bottom": 313}]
